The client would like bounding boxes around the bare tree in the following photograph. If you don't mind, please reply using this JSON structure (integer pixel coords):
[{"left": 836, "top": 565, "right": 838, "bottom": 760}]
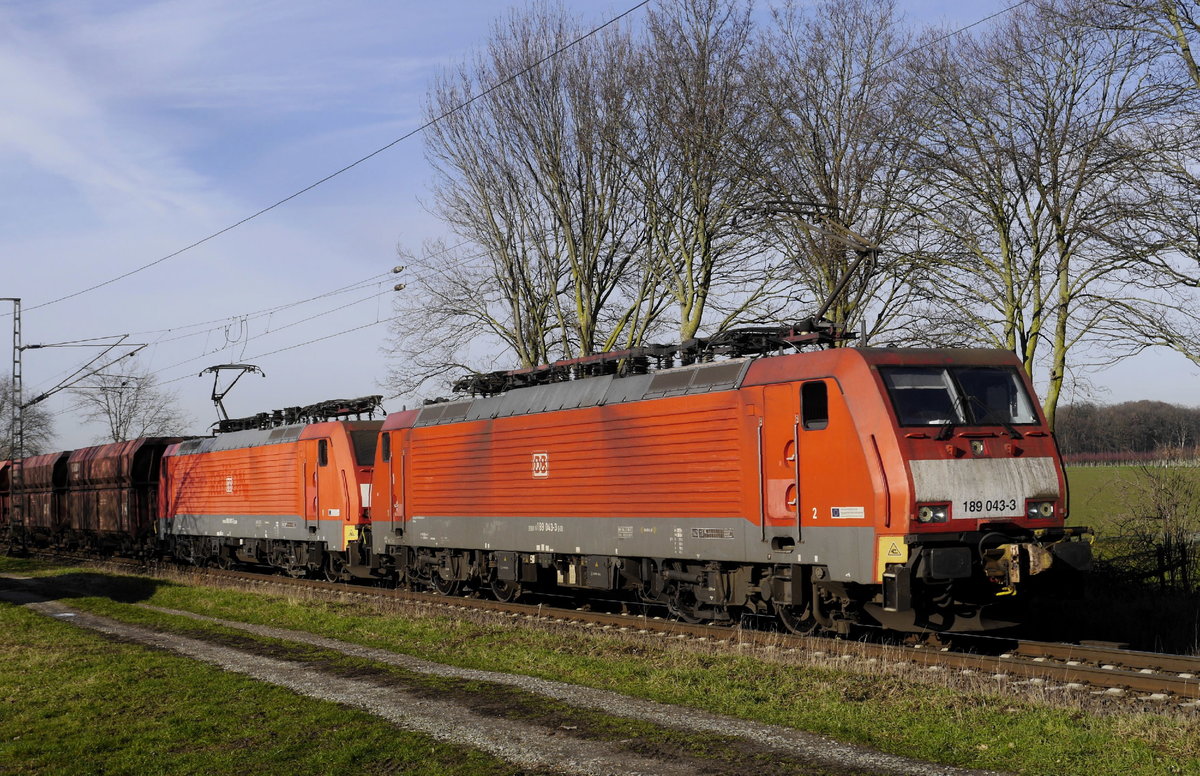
[
  {"left": 416, "top": 5, "right": 647, "bottom": 362},
  {"left": 752, "top": 0, "right": 931, "bottom": 342},
  {"left": 627, "top": 0, "right": 785, "bottom": 341},
  {"left": 1114, "top": 466, "right": 1200, "bottom": 593},
  {"left": 912, "top": 0, "right": 1200, "bottom": 428},
  {"left": 0, "top": 379, "right": 54, "bottom": 457},
  {"left": 1103, "top": 0, "right": 1200, "bottom": 88},
  {"left": 70, "top": 360, "right": 190, "bottom": 443},
  {"left": 384, "top": 239, "right": 562, "bottom": 397}
]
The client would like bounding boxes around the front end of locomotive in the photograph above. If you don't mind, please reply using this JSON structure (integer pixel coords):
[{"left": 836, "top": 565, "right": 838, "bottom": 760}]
[{"left": 868, "top": 352, "right": 1092, "bottom": 632}]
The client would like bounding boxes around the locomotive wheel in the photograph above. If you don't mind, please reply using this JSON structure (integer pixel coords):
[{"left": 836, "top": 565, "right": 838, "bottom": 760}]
[
  {"left": 324, "top": 555, "right": 349, "bottom": 582},
  {"left": 489, "top": 577, "right": 522, "bottom": 603},
  {"left": 430, "top": 570, "right": 462, "bottom": 596},
  {"left": 774, "top": 601, "right": 820, "bottom": 635}
]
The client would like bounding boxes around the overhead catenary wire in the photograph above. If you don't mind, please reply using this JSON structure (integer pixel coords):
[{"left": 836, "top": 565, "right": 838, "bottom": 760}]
[
  {"left": 18, "top": 0, "right": 654, "bottom": 315},
  {"left": 44, "top": 314, "right": 402, "bottom": 421},
  {"left": 19, "top": 234, "right": 485, "bottom": 396},
  {"left": 15, "top": 0, "right": 1045, "bottom": 352}
]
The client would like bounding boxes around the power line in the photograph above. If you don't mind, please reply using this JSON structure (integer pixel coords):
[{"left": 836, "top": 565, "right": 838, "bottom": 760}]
[
  {"left": 25, "top": 0, "right": 1106, "bottom": 428},
  {"left": 21, "top": 0, "right": 653, "bottom": 315},
  {"left": 19, "top": 235, "right": 488, "bottom": 396},
  {"left": 872, "top": 0, "right": 1034, "bottom": 73},
  {"left": 44, "top": 313, "right": 403, "bottom": 422}
]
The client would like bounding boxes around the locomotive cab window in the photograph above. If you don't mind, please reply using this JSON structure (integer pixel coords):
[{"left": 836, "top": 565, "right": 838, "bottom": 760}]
[
  {"left": 380, "top": 432, "right": 391, "bottom": 463},
  {"left": 881, "top": 366, "right": 1037, "bottom": 426},
  {"left": 318, "top": 439, "right": 329, "bottom": 467},
  {"left": 350, "top": 430, "right": 379, "bottom": 466},
  {"left": 801, "top": 381, "right": 828, "bottom": 430}
]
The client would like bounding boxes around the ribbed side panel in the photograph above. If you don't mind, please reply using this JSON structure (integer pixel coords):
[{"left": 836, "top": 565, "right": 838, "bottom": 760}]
[
  {"left": 407, "top": 394, "right": 746, "bottom": 519},
  {"left": 165, "top": 445, "right": 300, "bottom": 517}
]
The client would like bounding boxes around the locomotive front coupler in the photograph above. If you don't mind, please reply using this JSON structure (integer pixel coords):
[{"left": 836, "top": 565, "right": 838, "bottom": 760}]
[{"left": 903, "top": 526, "right": 1093, "bottom": 589}]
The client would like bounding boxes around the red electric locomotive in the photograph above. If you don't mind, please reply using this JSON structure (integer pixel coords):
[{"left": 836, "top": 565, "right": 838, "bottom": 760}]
[
  {"left": 158, "top": 402, "right": 381, "bottom": 577},
  {"left": 367, "top": 327, "right": 1091, "bottom": 633}
]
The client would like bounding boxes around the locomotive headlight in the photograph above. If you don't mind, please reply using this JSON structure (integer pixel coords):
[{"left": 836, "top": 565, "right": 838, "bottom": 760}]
[
  {"left": 916, "top": 504, "right": 949, "bottom": 523},
  {"left": 1027, "top": 501, "right": 1055, "bottom": 519}
]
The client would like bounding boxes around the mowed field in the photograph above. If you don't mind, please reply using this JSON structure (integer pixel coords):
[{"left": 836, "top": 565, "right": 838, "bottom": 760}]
[{"left": 1065, "top": 464, "right": 1200, "bottom": 534}]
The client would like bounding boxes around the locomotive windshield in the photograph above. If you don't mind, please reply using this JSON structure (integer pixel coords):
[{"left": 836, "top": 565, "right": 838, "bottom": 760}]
[{"left": 880, "top": 366, "right": 1038, "bottom": 426}]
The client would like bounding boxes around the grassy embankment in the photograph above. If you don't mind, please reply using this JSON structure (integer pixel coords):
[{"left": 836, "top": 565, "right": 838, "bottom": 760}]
[
  {"left": 0, "top": 559, "right": 542, "bottom": 776},
  {"left": 1065, "top": 464, "right": 1200, "bottom": 534},
  {"left": 3, "top": 558, "right": 1199, "bottom": 776},
  {"left": 1027, "top": 465, "right": 1200, "bottom": 653}
]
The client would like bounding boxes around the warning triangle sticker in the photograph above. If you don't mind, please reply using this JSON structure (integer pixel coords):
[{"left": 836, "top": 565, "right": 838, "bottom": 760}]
[{"left": 886, "top": 541, "right": 903, "bottom": 557}]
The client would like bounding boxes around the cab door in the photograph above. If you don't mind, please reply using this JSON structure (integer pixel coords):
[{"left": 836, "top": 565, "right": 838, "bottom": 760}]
[
  {"left": 301, "top": 441, "right": 320, "bottom": 524},
  {"left": 302, "top": 438, "right": 346, "bottom": 526},
  {"left": 382, "top": 430, "right": 406, "bottom": 528},
  {"left": 762, "top": 384, "right": 801, "bottom": 540}
]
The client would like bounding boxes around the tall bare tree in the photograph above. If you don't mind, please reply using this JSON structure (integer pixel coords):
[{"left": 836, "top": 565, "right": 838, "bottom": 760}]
[
  {"left": 627, "top": 0, "right": 785, "bottom": 341},
  {"left": 0, "top": 379, "right": 54, "bottom": 457},
  {"left": 912, "top": 0, "right": 1199, "bottom": 428},
  {"left": 1104, "top": 0, "right": 1200, "bottom": 88},
  {"left": 752, "top": 0, "right": 930, "bottom": 342},
  {"left": 71, "top": 360, "right": 190, "bottom": 443},
  {"left": 415, "top": 5, "right": 647, "bottom": 362}
]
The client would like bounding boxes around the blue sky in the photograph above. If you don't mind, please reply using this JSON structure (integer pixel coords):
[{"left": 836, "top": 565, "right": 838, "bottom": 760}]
[{"left": 2, "top": 0, "right": 1195, "bottom": 448}]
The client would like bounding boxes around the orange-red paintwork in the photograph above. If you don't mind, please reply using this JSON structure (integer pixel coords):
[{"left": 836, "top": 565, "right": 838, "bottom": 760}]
[
  {"left": 375, "top": 347, "right": 1067, "bottom": 584},
  {"left": 160, "top": 422, "right": 378, "bottom": 549}
]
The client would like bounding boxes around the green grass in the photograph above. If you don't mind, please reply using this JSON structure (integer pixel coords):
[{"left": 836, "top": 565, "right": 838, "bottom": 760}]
[
  {"left": 1066, "top": 464, "right": 1200, "bottom": 533},
  {"left": 0, "top": 575, "right": 544, "bottom": 775},
  {"left": 6, "top": 560, "right": 1198, "bottom": 776},
  {"left": 55, "top": 599, "right": 870, "bottom": 776}
]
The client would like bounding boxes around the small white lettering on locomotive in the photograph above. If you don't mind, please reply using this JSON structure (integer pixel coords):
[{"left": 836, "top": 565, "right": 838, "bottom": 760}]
[
  {"left": 531, "top": 451, "right": 549, "bottom": 478},
  {"left": 690, "top": 528, "right": 735, "bottom": 539},
  {"left": 528, "top": 521, "right": 564, "bottom": 533}
]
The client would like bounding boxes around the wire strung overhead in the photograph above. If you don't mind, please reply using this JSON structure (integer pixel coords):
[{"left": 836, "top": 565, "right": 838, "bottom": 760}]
[{"left": 21, "top": 0, "right": 654, "bottom": 315}]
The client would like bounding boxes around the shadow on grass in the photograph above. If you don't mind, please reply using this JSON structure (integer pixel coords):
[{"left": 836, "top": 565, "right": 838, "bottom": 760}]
[
  {"left": 1020, "top": 571, "right": 1200, "bottom": 654},
  {"left": 0, "top": 572, "right": 169, "bottom": 605}
]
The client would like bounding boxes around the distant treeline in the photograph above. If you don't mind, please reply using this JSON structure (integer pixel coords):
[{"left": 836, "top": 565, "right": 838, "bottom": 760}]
[{"left": 1056, "top": 401, "right": 1200, "bottom": 463}]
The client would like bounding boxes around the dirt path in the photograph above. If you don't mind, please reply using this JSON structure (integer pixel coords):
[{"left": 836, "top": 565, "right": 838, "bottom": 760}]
[{"left": 2, "top": 580, "right": 1006, "bottom": 776}]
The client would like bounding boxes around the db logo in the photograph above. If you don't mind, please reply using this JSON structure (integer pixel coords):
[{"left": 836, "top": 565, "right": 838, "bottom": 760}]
[{"left": 531, "top": 451, "right": 549, "bottom": 478}]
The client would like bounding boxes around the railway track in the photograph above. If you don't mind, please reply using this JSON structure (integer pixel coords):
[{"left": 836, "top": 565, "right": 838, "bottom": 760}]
[{"left": 18, "top": 552, "right": 1200, "bottom": 707}]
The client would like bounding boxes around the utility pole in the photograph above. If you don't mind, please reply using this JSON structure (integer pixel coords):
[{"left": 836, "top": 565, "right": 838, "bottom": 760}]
[{"left": 2, "top": 298, "right": 24, "bottom": 550}]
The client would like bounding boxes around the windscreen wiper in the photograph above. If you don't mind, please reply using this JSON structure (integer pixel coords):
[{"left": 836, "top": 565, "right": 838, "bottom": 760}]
[{"left": 964, "top": 395, "right": 1023, "bottom": 439}]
